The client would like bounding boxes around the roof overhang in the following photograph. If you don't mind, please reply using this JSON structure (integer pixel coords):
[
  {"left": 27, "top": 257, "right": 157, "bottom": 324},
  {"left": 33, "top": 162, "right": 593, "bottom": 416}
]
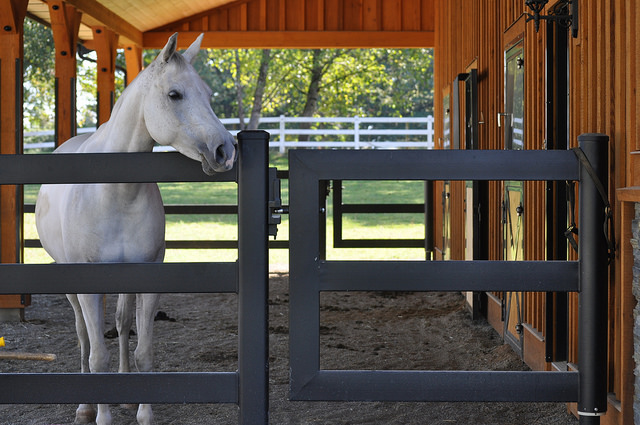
[{"left": 27, "top": 0, "right": 435, "bottom": 49}]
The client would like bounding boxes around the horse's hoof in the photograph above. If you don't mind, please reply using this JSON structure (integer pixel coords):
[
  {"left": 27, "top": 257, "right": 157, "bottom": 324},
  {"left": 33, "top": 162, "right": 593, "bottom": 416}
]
[{"left": 74, "top": 404, "right": 96, "bottom": 424}]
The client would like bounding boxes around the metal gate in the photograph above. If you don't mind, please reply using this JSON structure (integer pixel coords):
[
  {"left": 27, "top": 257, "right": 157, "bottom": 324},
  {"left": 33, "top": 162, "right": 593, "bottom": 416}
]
[
  {"left": 0, "top": 130, "right": 271, "bottom": 424},
  {"left": 289, "top": 134, "right": 609, "bottom": 425}
]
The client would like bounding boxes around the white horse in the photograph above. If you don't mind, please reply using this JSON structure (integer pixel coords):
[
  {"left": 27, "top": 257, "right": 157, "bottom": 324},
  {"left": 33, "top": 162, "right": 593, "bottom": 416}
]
[{"left": 35, "top": 33, "right": 236, "bottom": 425}]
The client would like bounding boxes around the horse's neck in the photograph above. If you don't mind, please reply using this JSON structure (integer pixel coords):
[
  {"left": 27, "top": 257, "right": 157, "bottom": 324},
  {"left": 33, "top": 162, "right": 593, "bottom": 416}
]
[
  {"left": 70, "top": 77, "right": 157, "bottom": 200},
  {"left": 80, "top": 79, "right": 154, "bottom": 154}
]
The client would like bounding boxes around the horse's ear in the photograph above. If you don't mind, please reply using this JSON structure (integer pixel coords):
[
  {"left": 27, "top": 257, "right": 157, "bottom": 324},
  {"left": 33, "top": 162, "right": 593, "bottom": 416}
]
[
  {"left": 159, "top": 33, "right": 178, "bottom": 63},
  {"left": 183, "top": 33, "right": 204, "bottom": 64}
]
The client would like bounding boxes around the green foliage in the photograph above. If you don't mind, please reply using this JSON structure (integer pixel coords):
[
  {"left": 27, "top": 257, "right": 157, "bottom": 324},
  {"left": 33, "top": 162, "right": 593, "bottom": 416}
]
[
  {"left": 179, "top": 47, "right": 433, "bottom": 120},
  {"left": 23, "top": 18, "right": 55, "bottom": 130}
]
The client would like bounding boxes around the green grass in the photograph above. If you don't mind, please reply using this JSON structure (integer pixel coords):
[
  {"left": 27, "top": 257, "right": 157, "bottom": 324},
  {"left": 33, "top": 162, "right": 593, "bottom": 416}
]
[{"left": 23, "top": 152, "right": 427, "bottom": 268}]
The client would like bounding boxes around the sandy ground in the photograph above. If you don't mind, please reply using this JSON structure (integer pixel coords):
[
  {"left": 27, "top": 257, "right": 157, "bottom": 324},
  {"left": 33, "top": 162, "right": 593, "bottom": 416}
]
[{"left": 0, "top": 272, "right": 578, "bottom": 425}]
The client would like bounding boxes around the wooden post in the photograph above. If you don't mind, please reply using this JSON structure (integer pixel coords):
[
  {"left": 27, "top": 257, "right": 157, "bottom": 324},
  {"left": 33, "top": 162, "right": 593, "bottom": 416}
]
[
  {"left": 0, "top": 0, "right": 29, "bottom": 319},
  {"left": 92, "top": 26, "right": 118, "bottom": 125},
  {"left": 48, "top": 0, "right": 82, "bottom": 147},
  {"left": 123, "top": 44, "right": 143, "bottom": 84}
]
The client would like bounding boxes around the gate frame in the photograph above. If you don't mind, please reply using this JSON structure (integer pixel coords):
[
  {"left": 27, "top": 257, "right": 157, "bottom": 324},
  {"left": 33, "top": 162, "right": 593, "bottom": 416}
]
[
  {"left": 0, "top": 130, "right": 270, "bottom": 425},
  {"left": 289, "top": 134, "right": 608, "bottom": 424}
]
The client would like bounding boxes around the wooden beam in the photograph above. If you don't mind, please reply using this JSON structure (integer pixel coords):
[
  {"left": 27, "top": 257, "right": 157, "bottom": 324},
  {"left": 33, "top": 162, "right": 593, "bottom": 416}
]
[
  {"left": 0, "top": 0, "right": 28, "bottom": 313},
  {"left": 49, "top": 0, "right": 82, "bottom": 146},
  {"left": 92, "top": 26, "right": 119, "bottom": 125},
  {"left": 63, "top": 0, "right": 143, "bottom": 47},
  {"left": 0, "top": 0, "right": 27, "bottom": 263},
  {"left": 143, "top": 30, "right": 435, "bottom": 49},
  {"left": 123, "top": 44, "right": 143, "bottom": 84},
  {"left": 0, "top": 0, "right": 27, "bottom": 32}
]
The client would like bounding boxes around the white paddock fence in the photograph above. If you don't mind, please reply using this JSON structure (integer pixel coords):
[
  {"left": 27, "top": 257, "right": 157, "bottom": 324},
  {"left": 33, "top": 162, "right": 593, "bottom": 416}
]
[{"left": 24, "top": 115, "right": 435, "bottom": 153}]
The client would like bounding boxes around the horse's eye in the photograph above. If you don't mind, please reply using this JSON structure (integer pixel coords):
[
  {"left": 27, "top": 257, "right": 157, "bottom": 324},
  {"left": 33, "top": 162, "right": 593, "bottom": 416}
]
[{"left": 168, "top": 90, "right": 183, "bottom": 100}]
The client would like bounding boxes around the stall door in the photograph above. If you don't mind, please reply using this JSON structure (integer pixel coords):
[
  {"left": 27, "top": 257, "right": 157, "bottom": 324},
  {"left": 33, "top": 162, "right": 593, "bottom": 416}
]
[{"left": 502, "top": 42, "right": 525, "bottom": 356}]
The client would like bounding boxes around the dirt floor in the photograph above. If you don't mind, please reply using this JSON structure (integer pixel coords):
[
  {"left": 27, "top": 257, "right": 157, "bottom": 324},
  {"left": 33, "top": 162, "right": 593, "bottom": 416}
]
[{"left": 0, "top": 272, "right": 578, "bottom": 425}]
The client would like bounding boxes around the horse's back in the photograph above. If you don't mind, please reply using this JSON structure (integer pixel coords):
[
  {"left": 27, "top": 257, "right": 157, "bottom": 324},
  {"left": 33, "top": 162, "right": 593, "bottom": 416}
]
[{"left": 52, "top": 133, "right": 93, "bottom": 154}]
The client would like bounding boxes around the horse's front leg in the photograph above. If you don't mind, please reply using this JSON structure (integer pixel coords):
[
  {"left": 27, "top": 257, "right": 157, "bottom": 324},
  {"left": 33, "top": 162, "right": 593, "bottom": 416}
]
[
  {"left": 77, "top": 293, "right": 112, "bottom": 425},
  {"left": 134, "top": 293, "right": 160, "bottom": 425},
  {"left": 67, "top": 294, "right": 97, "bottom": 424}
]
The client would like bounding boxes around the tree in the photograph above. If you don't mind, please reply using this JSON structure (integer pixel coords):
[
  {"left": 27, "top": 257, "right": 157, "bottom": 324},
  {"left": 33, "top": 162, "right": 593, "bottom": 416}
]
[
  {"left": 23, "top": 18, "right": 55, "bottom": 130},
  {"left": 248, "top": 49, "right": 271, "bottom": 130}
]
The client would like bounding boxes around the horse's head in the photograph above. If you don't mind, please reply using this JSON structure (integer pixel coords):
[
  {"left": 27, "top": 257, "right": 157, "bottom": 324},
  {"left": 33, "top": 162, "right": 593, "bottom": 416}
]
[{"left": 143, "top": 33, "right": 237, "bottom": 175}]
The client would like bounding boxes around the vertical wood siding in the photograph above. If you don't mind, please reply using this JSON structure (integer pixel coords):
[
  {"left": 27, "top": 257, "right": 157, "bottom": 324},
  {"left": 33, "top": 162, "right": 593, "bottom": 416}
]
[
  {"left": 155, "top": 0, "right": 435, "bottom": 33},
  {"left": 435, "top": 1, "right": 638, "bottom": 422}
]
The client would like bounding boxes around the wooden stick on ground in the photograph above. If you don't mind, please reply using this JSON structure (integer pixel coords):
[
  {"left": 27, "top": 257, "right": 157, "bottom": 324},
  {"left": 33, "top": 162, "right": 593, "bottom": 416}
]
[{"left": 0, "top": 352, "right": 57, "bottom": 361}]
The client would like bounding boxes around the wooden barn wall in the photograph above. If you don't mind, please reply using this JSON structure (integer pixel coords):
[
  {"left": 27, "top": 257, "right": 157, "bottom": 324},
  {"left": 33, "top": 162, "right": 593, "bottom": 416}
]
[
  {"left": 144, "top": 0, "right": 435, "bottom": 48},
  {"left": 434, "top": 1, "right": 638, "bottom": 423},
  {"left": 166, "top": 0, "right": 436, "bottom": 32}
]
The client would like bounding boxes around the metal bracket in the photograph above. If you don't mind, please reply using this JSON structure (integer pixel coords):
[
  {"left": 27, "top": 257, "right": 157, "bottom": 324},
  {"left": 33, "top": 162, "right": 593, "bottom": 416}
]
[
  {"left": 525, "top": 0, "right": 579, "bottom": 38},
  {"left": 268, "top": 168, "right": 284, "bottom": 238}
]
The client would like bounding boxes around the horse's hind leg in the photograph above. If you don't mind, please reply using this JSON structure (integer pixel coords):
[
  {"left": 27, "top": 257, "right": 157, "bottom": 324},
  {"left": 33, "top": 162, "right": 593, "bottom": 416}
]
[
  {"left": 67, "top": 294, "right": 96, "bottom": 424},
  {"left": 134, "top": 293, "right": 160, "bottom": 425},
  {"left": 116, "top": 294, "right": 138, "bottom": 411},
  {"left": 77, "top": 293, "right": 112, "bottom": 425},
  {"left": 116, "top": 294, "right": 135, "bottom": 373}
]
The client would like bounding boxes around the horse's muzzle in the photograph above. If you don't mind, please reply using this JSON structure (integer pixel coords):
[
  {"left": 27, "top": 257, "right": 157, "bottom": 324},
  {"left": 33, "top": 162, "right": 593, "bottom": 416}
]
[{"left": 200, "top": 137, "right": 237, "bottom": 175}]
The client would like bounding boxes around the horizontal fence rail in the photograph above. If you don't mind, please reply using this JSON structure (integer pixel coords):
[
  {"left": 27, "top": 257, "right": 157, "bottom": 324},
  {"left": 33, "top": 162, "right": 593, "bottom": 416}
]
[
  {"left": 294, "top": 370, "right": 579, "bottom": 402},
  {"left": 288, "top": 149, "right": 579, "bottom": 181},
  {"left": 318, "top": 260, "right": 579, "bottom": 292},
  {"left": 24, "top": 115, "right": 435, "bottom": 153},
  {"left": 0, "top": 262, "right": 238, "bottom": 294},
  {"left": 0, "top": 152, "right": 236, "bottom": 184},
  {"left": 1, "top": 373, "right": 239, "bottom": 404}
]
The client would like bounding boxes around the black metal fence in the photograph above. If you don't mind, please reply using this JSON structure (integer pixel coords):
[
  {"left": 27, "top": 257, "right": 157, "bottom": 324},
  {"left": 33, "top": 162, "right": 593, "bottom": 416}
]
[
  {"left": 0, "top": 130, "right": 270, "bottom": 424},
  {"left": 288, "top": 134, "right": 609, "bottom": 425},
  {"left": 0, "top": 132, "right": 610, "bottom": 425}
]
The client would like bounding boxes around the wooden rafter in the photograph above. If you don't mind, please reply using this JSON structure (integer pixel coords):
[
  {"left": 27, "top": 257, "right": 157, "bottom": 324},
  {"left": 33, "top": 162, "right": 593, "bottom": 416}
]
[{"left": 64, "top": 0, "right": 142, "bottom": 46}]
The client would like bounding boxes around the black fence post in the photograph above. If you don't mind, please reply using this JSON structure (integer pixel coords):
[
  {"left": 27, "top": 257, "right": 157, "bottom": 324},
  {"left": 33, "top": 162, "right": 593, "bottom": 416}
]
[
  {"left": 577, "top": 133, "right": 609, "bottom": 424},
  {"left": 237, "top": 130, "right": 270, "bottom": 424}
]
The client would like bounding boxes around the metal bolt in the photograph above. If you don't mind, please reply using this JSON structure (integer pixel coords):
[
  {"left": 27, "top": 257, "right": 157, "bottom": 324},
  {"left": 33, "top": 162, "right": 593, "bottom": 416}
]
[
  {"left": 3, "top": 26, "right": 12, "bottom": 32},
  {"left": 101, "top": 67, "right": 107, "bottom": 72},
  {"left": 95, "top": 28, "right": 102, "bottom": 34},
  {"left": 52, "top": 4, "right": 59, "bottom": 10},
  {"left": 61, "top": 51, "right": 67, "bottom": 56}
]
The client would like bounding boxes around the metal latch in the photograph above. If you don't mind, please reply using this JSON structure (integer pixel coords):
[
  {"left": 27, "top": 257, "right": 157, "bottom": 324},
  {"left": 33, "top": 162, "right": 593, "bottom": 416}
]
[{"left": 268, "top": 168, "right": 287, "bottom": 238}]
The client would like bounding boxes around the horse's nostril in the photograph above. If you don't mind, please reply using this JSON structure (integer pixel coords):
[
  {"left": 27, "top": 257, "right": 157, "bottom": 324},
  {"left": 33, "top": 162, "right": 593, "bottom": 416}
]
[{"left": 215, "top": 145, "right": 227, "bottom": 164}]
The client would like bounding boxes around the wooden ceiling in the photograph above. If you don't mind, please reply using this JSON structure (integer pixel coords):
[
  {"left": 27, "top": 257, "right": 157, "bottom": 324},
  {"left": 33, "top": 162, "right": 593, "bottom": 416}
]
[{"left": 26, "top": 0, "right": 435, "bottom": 49}]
